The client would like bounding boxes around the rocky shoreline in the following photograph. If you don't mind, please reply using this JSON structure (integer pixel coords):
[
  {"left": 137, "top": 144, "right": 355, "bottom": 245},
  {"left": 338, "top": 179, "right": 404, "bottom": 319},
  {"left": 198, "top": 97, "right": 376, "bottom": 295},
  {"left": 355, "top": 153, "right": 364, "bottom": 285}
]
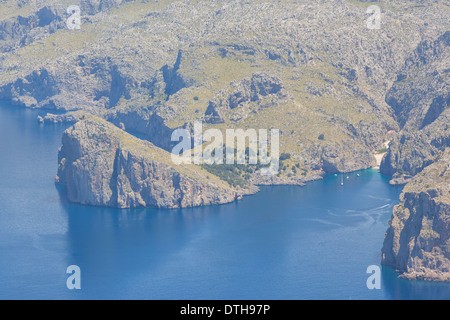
[
  {"left": 56, "top": 115, "right": 252, "bottom": 209},
  {"left": 381, "top": 150, "right": 450, "bottom": 282}
]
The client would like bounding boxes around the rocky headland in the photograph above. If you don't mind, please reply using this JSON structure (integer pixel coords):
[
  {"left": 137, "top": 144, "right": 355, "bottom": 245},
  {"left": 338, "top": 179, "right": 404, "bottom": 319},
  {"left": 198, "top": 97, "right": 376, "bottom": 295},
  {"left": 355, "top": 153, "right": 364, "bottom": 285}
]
[
  {"left": 56, "top": 115, "right": 248, "bottom": 208},
  {"left": 382, "top": 150, "right": 450, "bottom": 281}
]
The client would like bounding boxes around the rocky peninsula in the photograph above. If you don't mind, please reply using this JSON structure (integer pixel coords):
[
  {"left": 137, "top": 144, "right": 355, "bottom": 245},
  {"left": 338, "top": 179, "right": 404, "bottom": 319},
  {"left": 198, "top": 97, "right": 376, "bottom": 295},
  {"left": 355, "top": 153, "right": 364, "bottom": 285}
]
[{"left": 56, "top": 115, "right": 246, "bottom": 209}]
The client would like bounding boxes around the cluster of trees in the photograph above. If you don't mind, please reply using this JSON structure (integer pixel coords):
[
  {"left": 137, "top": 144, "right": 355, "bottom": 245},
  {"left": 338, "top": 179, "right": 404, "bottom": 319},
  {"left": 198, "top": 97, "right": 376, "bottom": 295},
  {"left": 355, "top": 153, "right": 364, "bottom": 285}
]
[
  {"left": 202, "top": 146, "right": 272, "bottom": 188},
  {"left": 202, "top": 150, "right": 308, "bottom": 186}
]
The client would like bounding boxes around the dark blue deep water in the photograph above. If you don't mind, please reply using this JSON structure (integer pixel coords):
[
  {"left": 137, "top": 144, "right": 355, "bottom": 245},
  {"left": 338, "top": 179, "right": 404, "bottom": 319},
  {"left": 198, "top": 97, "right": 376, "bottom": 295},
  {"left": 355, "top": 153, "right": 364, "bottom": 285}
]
[{"left": 0, "top": 102, "right": 449, "bottom": 300}]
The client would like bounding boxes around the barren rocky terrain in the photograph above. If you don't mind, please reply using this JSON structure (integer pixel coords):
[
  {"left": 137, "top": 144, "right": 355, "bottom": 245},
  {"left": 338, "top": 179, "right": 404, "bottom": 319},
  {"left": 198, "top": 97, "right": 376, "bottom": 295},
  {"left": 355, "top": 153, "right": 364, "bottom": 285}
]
[{"left": 0, "top": 0, "right": 449, "bottom": 280}]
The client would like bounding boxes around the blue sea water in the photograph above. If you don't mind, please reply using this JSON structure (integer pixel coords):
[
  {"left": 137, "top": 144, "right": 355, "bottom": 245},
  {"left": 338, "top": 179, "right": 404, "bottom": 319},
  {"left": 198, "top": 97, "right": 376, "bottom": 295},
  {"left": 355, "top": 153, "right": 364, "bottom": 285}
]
[{"left": 0, "top": 102, "right": 448, "bottom": 300}]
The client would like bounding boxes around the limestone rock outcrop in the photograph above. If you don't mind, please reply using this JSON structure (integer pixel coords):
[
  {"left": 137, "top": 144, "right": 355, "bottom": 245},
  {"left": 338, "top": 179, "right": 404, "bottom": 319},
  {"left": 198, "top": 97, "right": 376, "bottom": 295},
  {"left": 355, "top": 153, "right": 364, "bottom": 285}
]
[
  {"left": 381, "top": 150, "right": 450, "bottom": 281},
  {"left": 56, "top": 116, "right": 242, "bottom": 208},
  {"left": 381, "top": 32, "right": 450, "bottom": 184},
  {"left": 204, "top": 73, "right": 289, "bottom": 124}
]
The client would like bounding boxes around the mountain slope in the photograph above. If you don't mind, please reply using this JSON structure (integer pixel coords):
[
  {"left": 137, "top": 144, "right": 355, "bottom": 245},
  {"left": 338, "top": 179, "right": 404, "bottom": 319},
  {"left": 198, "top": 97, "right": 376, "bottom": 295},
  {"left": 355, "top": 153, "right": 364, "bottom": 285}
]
[
  {"left": 1, "top": 0, "right": 449, "bottom": 183},
  {"left": 381, "top": 31, "right": 450, "bottom": 184}
]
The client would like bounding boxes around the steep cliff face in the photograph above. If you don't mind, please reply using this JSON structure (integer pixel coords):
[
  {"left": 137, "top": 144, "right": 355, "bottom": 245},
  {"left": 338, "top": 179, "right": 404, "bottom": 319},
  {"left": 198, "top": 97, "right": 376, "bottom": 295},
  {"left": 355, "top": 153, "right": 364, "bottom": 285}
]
[
  {"left": 381, "top": 150, "right": 450, "bottom": 281},
  {"left": 204, "top": 73, "right": 289, "bottom": 124},
  {"left": 381, "top": 31, "right": 450, "bottom": 184},
  {"left": 319, "top": 140, "right": 377, "bottom": 173},
  {"left": 107, "top": 106, "right": 174, "bottom": 151},
  {"left": 0, "top": 5, "right": 62, "bottom": 52},
  {"left": 0, "top": 0, "right": 135, "bottom": 52},
  {"left": 56, "top": 116, "right": 242, "bottom": 208}
]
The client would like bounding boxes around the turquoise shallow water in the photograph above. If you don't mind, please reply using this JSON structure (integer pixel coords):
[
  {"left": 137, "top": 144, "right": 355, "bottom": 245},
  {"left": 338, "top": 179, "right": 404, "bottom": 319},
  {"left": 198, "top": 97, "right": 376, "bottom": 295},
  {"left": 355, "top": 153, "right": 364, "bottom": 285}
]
[{"left": 0, "top": 102, "right": 449, "bottom": 300}]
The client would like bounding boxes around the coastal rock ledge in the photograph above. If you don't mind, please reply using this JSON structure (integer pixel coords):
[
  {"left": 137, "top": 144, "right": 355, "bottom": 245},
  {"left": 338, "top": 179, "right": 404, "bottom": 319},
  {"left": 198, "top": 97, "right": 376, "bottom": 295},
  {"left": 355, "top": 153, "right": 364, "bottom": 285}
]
[
  {"left": 381, "top": 150, "right": 450, "bottom": 282},
  {"left": 56, "top": 116, "right": 242, "bottom": 209}
]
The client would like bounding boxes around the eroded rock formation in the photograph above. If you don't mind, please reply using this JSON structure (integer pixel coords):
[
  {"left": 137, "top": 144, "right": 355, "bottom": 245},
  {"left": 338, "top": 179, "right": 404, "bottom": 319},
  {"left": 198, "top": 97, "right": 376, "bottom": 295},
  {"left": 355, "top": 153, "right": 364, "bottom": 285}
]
[
  {"left": 56, "top": 116, "right": 243, "bottom": 208},
  {"left": 382, "top": 150, "right": 450, "bottom": 281}
]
